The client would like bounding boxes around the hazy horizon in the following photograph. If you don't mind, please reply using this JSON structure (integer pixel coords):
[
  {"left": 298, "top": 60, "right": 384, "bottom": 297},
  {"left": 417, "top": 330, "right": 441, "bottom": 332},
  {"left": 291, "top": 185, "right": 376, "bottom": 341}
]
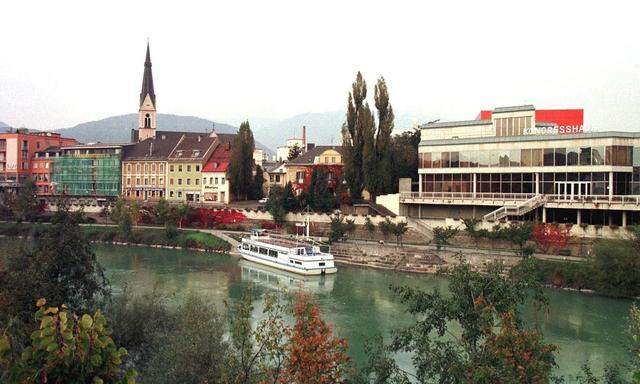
[{"left": 2, "top": 1, "right": 640, "bottom": 133}]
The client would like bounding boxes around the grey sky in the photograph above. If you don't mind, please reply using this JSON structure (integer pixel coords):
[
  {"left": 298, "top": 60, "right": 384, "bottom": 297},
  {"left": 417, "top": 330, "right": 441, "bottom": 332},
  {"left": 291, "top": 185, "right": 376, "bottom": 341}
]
[{"left": 1, "top": 0, "right": 639, "bottom": 132}]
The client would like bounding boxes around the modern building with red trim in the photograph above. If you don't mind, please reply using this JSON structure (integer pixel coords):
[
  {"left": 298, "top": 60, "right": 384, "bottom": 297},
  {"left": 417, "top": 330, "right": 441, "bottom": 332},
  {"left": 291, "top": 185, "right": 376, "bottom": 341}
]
[{"left": 401, "top": 105, "right": 640, "bottom": 228}]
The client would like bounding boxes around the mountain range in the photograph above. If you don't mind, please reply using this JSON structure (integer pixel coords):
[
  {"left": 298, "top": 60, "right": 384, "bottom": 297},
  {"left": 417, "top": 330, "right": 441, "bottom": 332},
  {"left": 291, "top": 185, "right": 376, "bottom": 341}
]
[
  {"left": 2, "top": 110, "right": 429, "bottom": 154},
  {"left": 234, "top": 110, "right": 429, "bottom": 151}
]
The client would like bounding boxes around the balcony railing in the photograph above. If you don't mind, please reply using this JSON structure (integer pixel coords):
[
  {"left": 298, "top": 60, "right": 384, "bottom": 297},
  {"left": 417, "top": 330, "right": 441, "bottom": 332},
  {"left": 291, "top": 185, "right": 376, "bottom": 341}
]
[{"left": 401, "top": 192, "right": 640, "bottom": 206}]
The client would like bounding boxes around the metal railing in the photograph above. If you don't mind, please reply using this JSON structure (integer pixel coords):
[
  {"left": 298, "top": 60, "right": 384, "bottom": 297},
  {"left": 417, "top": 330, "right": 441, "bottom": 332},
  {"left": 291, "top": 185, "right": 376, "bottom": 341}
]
[
  {"left": 483, "top": 194, "right": 546, "bottom": 221},
  {"left": 400, "top": 192, "right": 535, "bottom": 202},
  {"left": 401, "top": 191, "right": 640, "bottom": 206}
]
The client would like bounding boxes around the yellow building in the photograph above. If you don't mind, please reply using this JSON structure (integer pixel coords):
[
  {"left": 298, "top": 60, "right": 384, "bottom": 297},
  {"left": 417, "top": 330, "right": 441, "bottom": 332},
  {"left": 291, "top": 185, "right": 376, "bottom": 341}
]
[{"left": 166, "top": 133, "right": 218, "bottom": 203}]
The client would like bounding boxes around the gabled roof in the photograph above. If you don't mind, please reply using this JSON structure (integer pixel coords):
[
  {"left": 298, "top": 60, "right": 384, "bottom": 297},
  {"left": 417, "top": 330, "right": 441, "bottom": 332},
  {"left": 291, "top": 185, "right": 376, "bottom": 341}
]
[
  {"left": 202, "top": 142, "right": 232, "bottom": 173},
  {"left": 288, "top": 145, "right": 344, "bottom": 165},
  {"left": 168, "top": 132, "right": 217, "bottom": 161},
  {"left": 263, "top": 161, "right": 286, "bottom": 173},
  {"left": 122, "top": 131, "right": 184, "bottom": 161}
]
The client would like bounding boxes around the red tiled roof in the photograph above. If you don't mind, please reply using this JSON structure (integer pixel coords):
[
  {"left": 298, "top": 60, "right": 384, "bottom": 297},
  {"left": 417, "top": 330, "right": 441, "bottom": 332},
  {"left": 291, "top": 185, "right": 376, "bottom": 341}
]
[{"left": 202, "top": 142, "right": 232, "bottom": 172}]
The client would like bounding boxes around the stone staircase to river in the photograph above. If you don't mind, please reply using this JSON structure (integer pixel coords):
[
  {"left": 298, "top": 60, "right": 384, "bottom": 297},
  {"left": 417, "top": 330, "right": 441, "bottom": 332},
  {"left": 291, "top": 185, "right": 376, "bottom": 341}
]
[{"left": 331, "top": 243, "right": 445, "bottom": 274}]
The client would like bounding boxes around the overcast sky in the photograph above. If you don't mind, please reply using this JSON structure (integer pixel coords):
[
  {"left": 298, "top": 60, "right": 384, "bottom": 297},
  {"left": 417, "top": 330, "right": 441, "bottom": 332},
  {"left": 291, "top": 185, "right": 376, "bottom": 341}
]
[{"left": 1, "top": 1, "right": 639, "bottom": 131}]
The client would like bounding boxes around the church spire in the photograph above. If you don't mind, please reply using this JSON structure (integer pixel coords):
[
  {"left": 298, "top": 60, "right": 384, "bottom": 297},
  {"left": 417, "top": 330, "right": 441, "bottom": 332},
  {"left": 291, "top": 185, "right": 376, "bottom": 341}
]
[
  {"left": 139, "top": 42, "right": 156, "bottom": 108},
  {"left": 137, "top": 41, "right": 157, "bottom": 141}
]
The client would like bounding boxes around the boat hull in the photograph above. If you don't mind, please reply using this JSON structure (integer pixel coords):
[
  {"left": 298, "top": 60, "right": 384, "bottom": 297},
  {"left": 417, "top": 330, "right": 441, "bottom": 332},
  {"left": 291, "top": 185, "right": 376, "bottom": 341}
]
[{"left": 239, "top": 251, "right": 337, "bottom": 276}]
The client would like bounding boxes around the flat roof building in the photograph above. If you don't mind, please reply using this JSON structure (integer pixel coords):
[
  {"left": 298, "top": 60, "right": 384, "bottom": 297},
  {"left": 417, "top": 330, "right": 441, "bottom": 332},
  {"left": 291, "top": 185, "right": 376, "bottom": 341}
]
[{"left": 403, "top": 105, "right": 640, "bottom": 227}]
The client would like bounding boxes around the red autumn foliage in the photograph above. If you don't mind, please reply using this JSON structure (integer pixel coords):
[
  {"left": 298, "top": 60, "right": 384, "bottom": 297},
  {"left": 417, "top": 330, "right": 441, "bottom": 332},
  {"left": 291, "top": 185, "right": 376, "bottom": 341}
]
[
  {"left": 196, "top": 208, "right": 246, "bottom": 228},
  {"left": 279, "top": 292, "right": 350, "bottom": 384},
  {"left": 532, "top": 223, "right": 570, "bottom": 253}
]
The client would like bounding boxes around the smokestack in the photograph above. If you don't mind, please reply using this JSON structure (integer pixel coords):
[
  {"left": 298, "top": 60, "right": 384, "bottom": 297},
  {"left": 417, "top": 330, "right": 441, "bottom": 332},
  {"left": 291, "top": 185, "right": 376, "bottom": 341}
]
[{"left": 302, "top": 125, "right": 307, "bottom": 151}]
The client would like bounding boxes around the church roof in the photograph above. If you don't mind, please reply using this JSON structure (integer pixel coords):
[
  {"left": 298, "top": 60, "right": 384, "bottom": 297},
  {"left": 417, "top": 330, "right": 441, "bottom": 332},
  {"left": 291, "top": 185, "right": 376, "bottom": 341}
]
[{"left": 139, "top": 43, "right": 156, "bottom": 107}]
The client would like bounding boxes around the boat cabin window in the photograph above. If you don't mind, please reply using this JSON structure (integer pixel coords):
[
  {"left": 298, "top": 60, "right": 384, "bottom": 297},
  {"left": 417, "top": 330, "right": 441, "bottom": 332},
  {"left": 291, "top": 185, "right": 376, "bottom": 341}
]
[
  {"left": 259, "top": 247, "right": 268, "bottom": 255},
  {"left": 319, "top": 262, "right": 325, "bottom": 267},
  {"left": 242, "top": 244, "right": 249, "bottom": 250},
  {"left": 268, "top": 249, "right": 278, "bottom": 257},
  {"left": 296, "top": 249, "right": 305, "bottom": 256},
  {"left": 294, "top": 261, "right": 302, "bottom": 265},
  {"left": 251, "top": 245, "right": 258, "bottom": 252}
]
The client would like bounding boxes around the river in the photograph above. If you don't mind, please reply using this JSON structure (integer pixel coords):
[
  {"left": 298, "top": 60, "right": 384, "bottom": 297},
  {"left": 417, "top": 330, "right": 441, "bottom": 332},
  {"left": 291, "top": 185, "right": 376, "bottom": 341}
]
[{"left": 97, "top": 244, "right": 634, "bottom": 379}]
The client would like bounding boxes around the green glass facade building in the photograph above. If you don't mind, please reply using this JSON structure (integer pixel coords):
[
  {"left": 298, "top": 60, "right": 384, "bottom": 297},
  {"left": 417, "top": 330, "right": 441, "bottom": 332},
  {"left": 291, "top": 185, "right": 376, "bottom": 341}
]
[{"left": 52, "top": 144, "right": 123, "bottom": 198}]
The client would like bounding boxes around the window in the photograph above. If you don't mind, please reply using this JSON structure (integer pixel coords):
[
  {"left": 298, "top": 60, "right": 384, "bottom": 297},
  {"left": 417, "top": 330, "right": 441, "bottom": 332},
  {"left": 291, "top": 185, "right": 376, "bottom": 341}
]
[
  {"left": 170, "top": 178, "right": 174, "bottom": 185},
  {"left": 187, "top": 165, "right": 191, "bottom": 172},
  {"left": 127, "top": 164, "right": 131, "bottom": 172},
  {"left": 152, "top": 164, "right": 156, "bottom": 172},
  {"left": 178, "top": 165, "right": 183, "bottom": 172},
  {"left": 136, "top": 164, "right": 141, "bottom": 172},
  {"left": 178, "top": 191, "right": 182, "bottom": 198},
  {"left": 555, "top": 148, "right": 566, "bottom": 166},
  {"left": 195, "top": 165, "right": 200, "bottom": 171},
  {"left": 215, "top": 177, "right": 219, "bottom": 185},
  {"left": 195, "top": 178, "right": 199, "bottom": 185},
  {"left": 126, "top": 178, "right": 131, "bottom": 185},
  {"left": 178, "top": 179, "right": 182, "bottom": 185},
  {"left": 543, "top": 148, "right": 554, "bottom": 166},
  {"left": 159, "top": 177, "right": 163, "bottom": 185},
  {"left": 186, "top": 178, "right": 191, "bottom": 185},
  {"left": 170, "top": 191, "right": 174, "bottom": 197},
  {"left": 170, "top": 165, "right": 174, "bottom": 172},
  {"left": 580, "top": 147, "right": 591, "bottom": 166},
  {"left": 203, "top": 177, "right": 207, "bottom": 185},
  {"left": 567, "top": 147, "right": 579, "bottom": 166},
  {"left": 593, "top": 146, "right": 605, "bottom": 166}
]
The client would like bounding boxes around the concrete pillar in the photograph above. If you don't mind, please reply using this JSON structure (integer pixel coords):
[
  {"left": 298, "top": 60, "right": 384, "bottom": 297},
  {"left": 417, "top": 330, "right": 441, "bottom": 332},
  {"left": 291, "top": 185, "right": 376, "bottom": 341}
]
[
  {"left": 609, "top": 171, "right": 614, "bottom": 199},
  {"left": 542, "top": 207, "right": 547, "bottom": 223},
  {"left": 418, "top": 174, "right": 422, "bottom": 195},
  {"left": 622, "top": 211, "right": 627, "bottom": 227},
  {"left": 418, "top": 204, "right": 422, "bottom": 219},
  {"left": 535, "top": 173, "right": 540, "bottom": 194},
  {"left": 576, "top": 209, "right": 581, "bottom": 225},
  {"left": 608, "top": 213, "right": 613, "bottom": 227},
  {"left": 473, "top": 173, "right": 477, "bottom": 197}
]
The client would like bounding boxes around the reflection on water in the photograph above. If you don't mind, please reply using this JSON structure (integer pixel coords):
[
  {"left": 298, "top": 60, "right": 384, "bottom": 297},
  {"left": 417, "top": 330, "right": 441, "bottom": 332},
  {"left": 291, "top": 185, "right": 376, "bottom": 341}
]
[
  {"left": 95, "top": 244, "right": 634, "bottom": 378},
  {"left": 239, "top": 259, "right": 335, "bottom": 293}
]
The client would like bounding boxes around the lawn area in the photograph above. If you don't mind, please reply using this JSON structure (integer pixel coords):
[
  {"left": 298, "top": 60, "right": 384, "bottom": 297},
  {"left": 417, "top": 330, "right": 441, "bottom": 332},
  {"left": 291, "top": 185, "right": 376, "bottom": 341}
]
[{"left": 0, "top": 222, "right": 229, "bottom": 251}]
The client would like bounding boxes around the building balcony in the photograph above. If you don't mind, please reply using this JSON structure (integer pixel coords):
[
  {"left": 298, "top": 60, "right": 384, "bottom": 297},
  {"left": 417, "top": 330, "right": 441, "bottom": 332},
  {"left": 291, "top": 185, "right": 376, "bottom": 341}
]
[{"left": 400, "top": 192, "right": 640, "bottom": 211}]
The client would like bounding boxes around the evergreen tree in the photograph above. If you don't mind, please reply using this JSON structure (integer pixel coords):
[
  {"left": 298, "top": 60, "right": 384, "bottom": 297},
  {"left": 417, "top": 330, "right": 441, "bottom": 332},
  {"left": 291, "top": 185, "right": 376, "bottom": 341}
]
[
  {"left": 229, "top": 121, "right": 256, "bottom": 200},
  {"left": 341, "top": 72, "right": 368, "bottom": 200},
  {"left": 288, "top": 143, "right": 302, "bottom": 160},
  {"left": 251, "top": 165, "right": 264, "bottom": 200},
  {"left": 282, "top": 182, "right": 297, "bottom": 212}
]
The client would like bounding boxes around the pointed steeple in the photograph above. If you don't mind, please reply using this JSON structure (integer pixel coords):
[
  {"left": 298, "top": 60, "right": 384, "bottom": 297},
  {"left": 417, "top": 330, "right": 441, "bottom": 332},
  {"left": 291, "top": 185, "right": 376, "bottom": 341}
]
[{"left": 139, "top": 42, "right": 156, "bottom": 108}]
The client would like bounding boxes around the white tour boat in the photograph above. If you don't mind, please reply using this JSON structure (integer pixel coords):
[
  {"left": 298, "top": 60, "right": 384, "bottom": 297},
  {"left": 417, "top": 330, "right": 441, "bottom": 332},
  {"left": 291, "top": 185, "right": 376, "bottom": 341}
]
[{"left": 237, "top": 229, "right": 337, "bottom": 275}]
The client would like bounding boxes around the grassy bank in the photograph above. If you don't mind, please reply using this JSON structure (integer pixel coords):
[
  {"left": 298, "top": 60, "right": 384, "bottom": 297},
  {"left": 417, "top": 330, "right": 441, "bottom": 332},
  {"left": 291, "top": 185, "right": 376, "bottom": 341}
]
[{"left": 0, "top": 222, "right": 229, "bottom": 252}]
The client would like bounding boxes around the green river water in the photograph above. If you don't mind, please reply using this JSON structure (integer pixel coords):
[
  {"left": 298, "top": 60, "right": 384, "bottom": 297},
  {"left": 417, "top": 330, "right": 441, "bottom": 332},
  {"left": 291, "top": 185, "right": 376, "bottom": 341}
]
[{"left": 96, "top": 244, "right": 634, "bottom": 378}]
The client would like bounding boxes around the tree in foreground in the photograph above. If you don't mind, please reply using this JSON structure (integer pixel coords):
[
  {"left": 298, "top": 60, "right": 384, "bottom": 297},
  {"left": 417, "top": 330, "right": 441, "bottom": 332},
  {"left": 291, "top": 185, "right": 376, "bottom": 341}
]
[
  {"left": 280, "top": 292, "right": 351, "bottom": 384},
  {"left": 360, "top": 259, "right": 556, "bottom": 383},
  {"left": 0, "top": 201, "right": 109, "bottom": 336},
  {"left": 0, "top": 298, "right": 136, "bottom": 384},
  {"left": 225, "top": 289, "right": 288, "bottom": 384}
]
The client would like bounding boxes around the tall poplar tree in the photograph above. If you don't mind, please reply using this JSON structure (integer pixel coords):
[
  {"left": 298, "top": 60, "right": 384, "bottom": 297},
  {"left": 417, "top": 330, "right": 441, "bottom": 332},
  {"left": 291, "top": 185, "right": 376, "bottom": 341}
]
[
  {"left": 362, "top": 76, "right": 395, "bottom": 200},
  {"left": 374, "top": 77, "right": 395, "bottom": 194},
  {"left": 229, "top": 121, "right": 256, "bottom": 200},
  {"left": 341, "top": 72, "right": 368, "bottom": 200}
]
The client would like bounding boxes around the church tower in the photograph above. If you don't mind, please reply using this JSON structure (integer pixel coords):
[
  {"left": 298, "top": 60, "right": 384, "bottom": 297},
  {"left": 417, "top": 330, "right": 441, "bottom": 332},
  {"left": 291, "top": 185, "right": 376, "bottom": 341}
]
[{"left": 138, "top": 42, "right": 157, "bottom": 141}]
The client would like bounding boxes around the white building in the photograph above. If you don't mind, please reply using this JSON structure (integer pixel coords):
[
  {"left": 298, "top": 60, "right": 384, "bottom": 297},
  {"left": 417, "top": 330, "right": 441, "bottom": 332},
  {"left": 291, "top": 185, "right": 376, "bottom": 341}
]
[{"left": 402, "top": 105, "right": 640, "bottom": 227}]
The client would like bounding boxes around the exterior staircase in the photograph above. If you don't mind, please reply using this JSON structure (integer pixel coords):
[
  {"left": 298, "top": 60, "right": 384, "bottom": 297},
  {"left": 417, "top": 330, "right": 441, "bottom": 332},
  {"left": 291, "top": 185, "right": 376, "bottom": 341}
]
[
  {"left": 483, "top": 194, "right": 546, "bottom": 222},
  {"left": 406, "top": 217, "right": 434, "bottom": 241}
]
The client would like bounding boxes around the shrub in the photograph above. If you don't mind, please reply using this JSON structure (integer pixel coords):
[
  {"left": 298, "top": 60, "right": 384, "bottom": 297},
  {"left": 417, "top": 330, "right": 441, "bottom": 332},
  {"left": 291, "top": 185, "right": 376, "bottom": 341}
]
[{"left": 0, "top": 298, "right": 136, "bottom": 384}]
